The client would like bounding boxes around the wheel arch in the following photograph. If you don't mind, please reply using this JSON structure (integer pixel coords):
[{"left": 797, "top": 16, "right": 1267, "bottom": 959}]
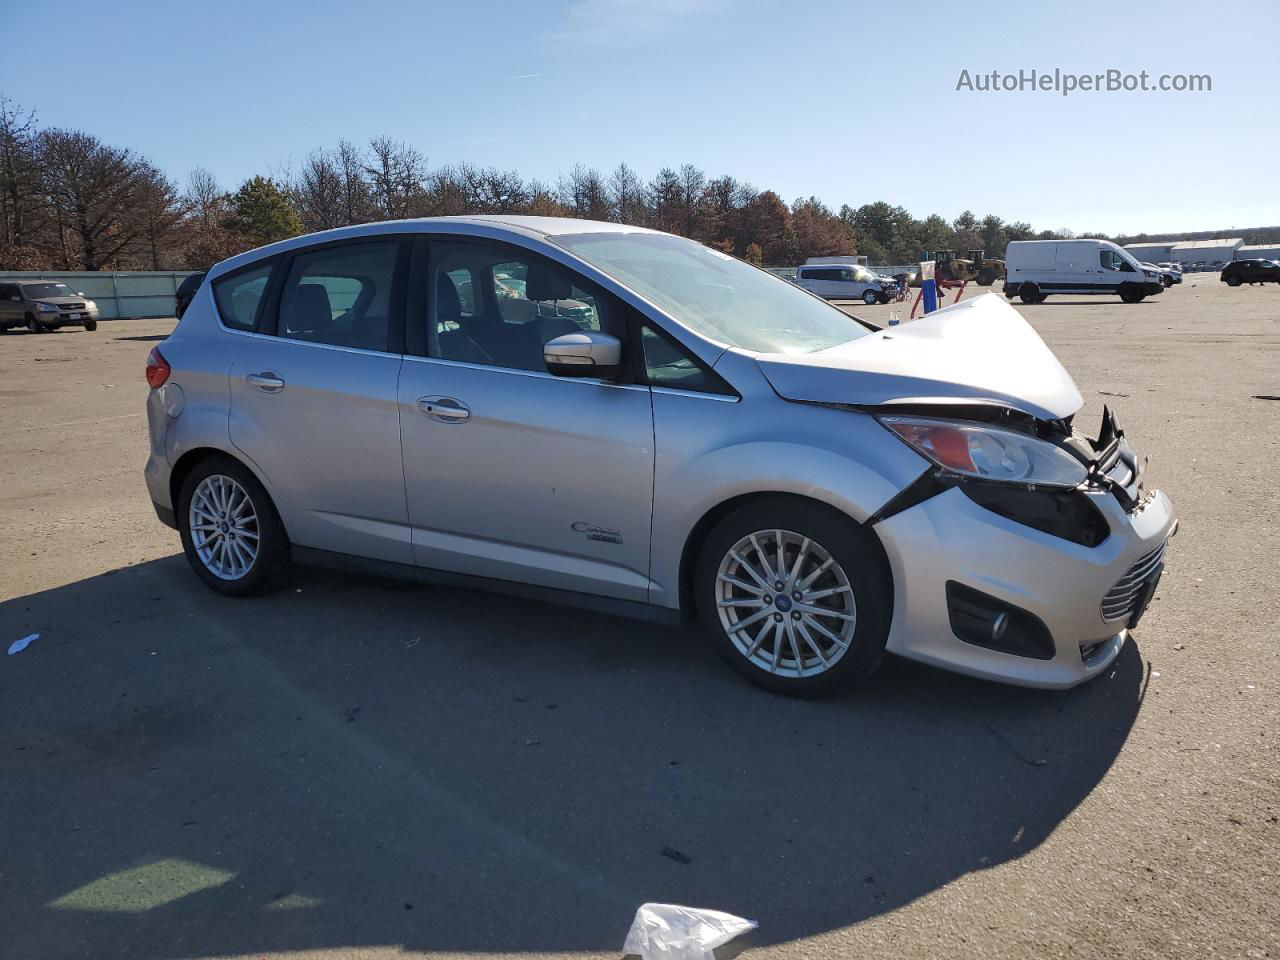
[
  {"left": 169, "top": 445, "right": 287, "bottom": 536},
  {"left": 675, "top": 490, "right": 893, "bottom": 620}
]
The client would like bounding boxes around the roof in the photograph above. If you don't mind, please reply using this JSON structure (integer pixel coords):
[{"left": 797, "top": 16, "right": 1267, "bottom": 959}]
[
  {"left": 1238, "top": 244, "right": 1280, "bottom": 253},
  {"left": 1122, "top": 242, "right": 1172, "bottom": 250},
  {"left": 1170, "top": 238, "right": 1243, "bottom": 250},
  {"left": 206, "top": 215, "right": 659, "bottom": 280}
]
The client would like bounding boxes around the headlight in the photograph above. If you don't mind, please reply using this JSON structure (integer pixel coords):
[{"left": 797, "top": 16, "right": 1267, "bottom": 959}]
[
  {"left": 879, "top": 416, "right": 1088, "bottom": 488},
  {"left": 35, "top": 301, "right": 58, "bottom": 312}
]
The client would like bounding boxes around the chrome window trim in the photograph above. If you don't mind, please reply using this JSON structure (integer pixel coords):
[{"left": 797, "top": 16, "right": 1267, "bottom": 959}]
[{"left": 401, "top": 353, "right": 649, "bottom": 391}]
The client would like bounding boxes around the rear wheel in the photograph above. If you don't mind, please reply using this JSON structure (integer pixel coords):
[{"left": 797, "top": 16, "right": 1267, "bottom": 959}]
[
  {"left": 1225, "top": 275, "right": 1242, "bottom": 287},
  {"left": 695, "top": 497, "right": 892, "bottom": 697},
  {"left": 177, "top": 455, "right": 292, "bottom": 596},
  {"left": 1019, "top": 283, "right": 1043, "bottom": 304}
]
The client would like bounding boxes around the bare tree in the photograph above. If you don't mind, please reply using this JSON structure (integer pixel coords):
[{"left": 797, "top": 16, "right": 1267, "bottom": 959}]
[
  {"left": 39, "top": 128, "right": 162, "bottom": 270},
  {"left": 557, "top": 164, "right": 610, "bottom": 220},
  {"left": 133, "top": 166, "right": 185, "bottom": 269},
  {"left": 608, "top": 162, "right": 647, "bottom": 225},
  {"left": 0, "top": 96, "right": 46, "bottom": 266},
  {"left": 366, "top": 136, "right": 426, "bottom": 219}
]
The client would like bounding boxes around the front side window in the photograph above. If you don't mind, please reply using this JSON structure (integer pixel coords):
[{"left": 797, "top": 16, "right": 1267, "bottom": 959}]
[
  {"left": 555, "top": 232, "right": 871, "bottom": 354},
  {"left": 276, "top": 241, "right": 399, "bottom": 351},
  {"left": 212, "top": 262, "right": 273, "bottom": 331},
  {"left": 428, "top": 239, "right": 612, "bottom": 371}
]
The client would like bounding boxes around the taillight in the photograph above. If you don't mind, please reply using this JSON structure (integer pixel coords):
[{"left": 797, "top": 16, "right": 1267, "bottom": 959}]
[{"left": 145, "top": 347, "right": 171, "bottom": 388}]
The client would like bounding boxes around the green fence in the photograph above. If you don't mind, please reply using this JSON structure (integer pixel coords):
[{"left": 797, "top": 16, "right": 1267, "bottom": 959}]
[{"left": 0, "top": 271, "right": 199, "bottom": 320}]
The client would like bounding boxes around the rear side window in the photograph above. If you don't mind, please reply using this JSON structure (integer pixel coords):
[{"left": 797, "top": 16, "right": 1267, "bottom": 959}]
[
  {"left": 276, "top": 241, "right": 399, "bottom": 352},
  {"left": 212, "top": 263, "right": 273, "bottom": 330}
]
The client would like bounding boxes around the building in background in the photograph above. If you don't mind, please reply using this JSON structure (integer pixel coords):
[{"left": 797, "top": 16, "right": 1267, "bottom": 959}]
[
  {"left": 1123, "top": 241, "right": 1175, "bottom": 262},
  {"left": 1169, "top": 238, "right": 1243, "bottom": 268},
  {"left": 1236, "top": 244, "right": 1280, "bottom": 261}
]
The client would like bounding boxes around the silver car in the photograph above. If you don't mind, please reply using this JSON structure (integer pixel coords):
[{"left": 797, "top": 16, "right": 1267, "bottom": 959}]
[{"left": 144, "top": 216, "right": 1177, "bottom": 695}]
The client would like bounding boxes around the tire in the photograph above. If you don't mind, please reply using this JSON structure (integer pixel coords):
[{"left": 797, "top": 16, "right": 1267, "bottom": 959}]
[
  {"left": 1019, "top": 283, "right": 1042, "bottom": 304},
  {"left": 177, "top": 454, "right": 292, "bottom": 596},
  {"left": 25, "top": 313, "right": 42, "bottom": 333},
  {"left": 1225, "top": 275, "right": 1242, "bottom": 287},
  {"left": 694, "top": 496, "right": 892, "bottom": 697},
  {"left": 84, "top": 319, "right": 97, "bottom": 331},
  {"left": 862, "top": 289, "right": 878, "bottom": 305},
  {"left": 1162, "top": 276, "right": 1172, "bottom": 288},
  {"left": 1119, "top": 285, "right": 1145, "bottom": 303}
]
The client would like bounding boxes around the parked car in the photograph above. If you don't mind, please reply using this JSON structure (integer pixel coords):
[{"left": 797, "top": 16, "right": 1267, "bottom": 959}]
[
  {"left": 144, "top": 217, "right": 1176, "bottom": 695},
  {"left": 175, "top": 272, "right": 206, "bottom": 320},
  {"left": 1005, "top": 239, "right": 1164, "bottom": 303},
  {"left": 794, "top": 263, "right": 896, "bottom": 305},
  {"left": 1221, "top": 258, "right": 1280, "bottom": 287},
  {"left": 1157, "top": 262, "right": 1183, "bottom": 284},
  {"left": 1141, "top": 261, "right": 1177, "bottom": 288},
  {"left": 0, "top": 280, "right": 99, "bottom": 332}
]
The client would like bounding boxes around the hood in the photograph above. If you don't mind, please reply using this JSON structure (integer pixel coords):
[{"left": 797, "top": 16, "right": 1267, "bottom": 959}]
[{"left": 755, "top": 292, "right": 1083, "bottom": 421}]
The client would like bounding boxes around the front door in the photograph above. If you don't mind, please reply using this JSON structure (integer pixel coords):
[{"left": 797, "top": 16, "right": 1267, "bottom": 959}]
[
  {"left": 226, "top": 238, "right": 413, "bottom": 564},
  {"left": 397, "top": 236, "right": 655, "bottom": 602},
  {"left": 0, "top": 284, "right": 21, "bottom": 326}
]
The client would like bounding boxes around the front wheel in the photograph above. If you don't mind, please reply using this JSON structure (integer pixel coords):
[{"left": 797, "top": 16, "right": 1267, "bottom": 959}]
[
  {"left": 26, "top": 314, "right": 42, "bottom": 333},
  {"left": 862, "top": 289, "right": 879, "bottom": 305},
  {"left": 177, "top": 455, "right": 292, "bottom": 596},
  {"left": 695, "top": 497, "right": 892, "bottom": 697},
  {"left": 1119, "top": 285, "right": 1145, "bottom": 303},
  {"left": 84, "top": 319, "right": 97, "bottom": 331}
]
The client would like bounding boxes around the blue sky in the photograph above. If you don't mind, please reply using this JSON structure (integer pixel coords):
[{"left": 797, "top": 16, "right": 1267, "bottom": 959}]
[{"left": 7, "top": 0, "right": 1276, "bottom": 235}]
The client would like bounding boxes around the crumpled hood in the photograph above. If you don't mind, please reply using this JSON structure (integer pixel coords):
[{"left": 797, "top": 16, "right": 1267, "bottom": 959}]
[{"left": 755, "top": 293, "right": 1084, "bottom": 421}]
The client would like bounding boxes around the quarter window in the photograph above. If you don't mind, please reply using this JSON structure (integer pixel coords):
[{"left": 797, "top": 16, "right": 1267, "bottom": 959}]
[
  {"left": 212, "top": 262, "right": 273, "bottom": 331},
  {"left": 641, "top": 325, "right": 731, "bottom": 395},
  {"left": 428, "top": 240, "right": 611, "bottom": 372},
  {"left": 276, "top": 241, "right": 399, "bottom": 351}
]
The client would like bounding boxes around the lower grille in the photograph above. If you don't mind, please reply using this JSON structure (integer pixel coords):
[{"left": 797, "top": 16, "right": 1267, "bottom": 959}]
[{"left": 1100, "top": 541, "right": 1167, "bottom": 622}]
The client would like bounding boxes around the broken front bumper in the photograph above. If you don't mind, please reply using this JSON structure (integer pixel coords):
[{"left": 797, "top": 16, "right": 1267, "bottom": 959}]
[{"left": 875, "top": 480, "right": 1176, "bottom": 688}]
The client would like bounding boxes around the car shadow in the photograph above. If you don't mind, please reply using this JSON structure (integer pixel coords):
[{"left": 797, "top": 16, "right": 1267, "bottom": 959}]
[
  {"left": 113, "top": 335, "right": 170, "bottom": 342},
  {"left": 0, "top": 556, "right": 1145, "bottom": 958}
]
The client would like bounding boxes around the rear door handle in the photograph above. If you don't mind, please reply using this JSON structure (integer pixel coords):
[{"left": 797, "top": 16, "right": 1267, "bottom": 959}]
[
  {"left": 246, "top": 372, "right": 285, "bottom": 392},
  {"left": 417, "top": 396, "right": 470, "bottom": 423}
]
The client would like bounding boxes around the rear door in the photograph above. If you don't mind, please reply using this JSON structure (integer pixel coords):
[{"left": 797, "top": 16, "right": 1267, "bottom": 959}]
[
  {"left": 0, "top": 284, "right": 21, "bottom": 326},
  {"left": 397, "top": 235, "right": 655, "bottom": 601},
  {"left": 226, "top": 237, "right": 413, "bottom": 564}
]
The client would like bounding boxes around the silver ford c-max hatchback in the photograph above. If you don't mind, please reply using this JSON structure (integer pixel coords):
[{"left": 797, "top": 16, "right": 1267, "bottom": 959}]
[{"left": 144, "top": 216, "right": 1176, "bottom": 695}]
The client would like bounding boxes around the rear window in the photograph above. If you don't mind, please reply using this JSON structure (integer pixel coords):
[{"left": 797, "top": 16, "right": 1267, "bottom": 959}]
[{"left": 212, "top": 263, "right": 273, "bottom": 330}]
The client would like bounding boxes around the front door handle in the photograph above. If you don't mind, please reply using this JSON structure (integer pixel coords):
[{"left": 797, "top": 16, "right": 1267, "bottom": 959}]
[
  {"left": 417, "top": 396, "right": 470, "bottom": 423},
  {"left": 246, "top": 372, "right": 285, "bottom": 392}
]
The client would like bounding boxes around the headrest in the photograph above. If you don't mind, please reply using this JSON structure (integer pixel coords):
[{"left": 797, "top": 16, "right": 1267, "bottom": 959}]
[
  {"left": 290, "top": 283, "right": 332, "bottom": 328},
  {"left": 526, "top": 263, "right": 572, "bottom": 302},
  {"left": 436, "top": 272, "right": 461, "bottom": 317}
]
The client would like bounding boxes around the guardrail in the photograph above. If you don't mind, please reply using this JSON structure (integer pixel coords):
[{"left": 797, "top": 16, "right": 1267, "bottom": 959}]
[{"left": 0, "top": 271, "right": 199, "bottom": 319}]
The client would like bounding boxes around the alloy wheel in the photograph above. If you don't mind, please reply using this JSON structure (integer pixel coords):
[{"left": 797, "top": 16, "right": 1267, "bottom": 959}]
[
  {"left": 189, "top": 474, "right": 260, "bottom": 580},
  {"left": 715, "top": 528, "right": 857, "bottom": 679}
]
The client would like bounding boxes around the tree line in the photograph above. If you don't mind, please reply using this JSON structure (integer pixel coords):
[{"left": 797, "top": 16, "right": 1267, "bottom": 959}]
[{"left": 0, "top": 94, "right": 1222, "bottom": 273}]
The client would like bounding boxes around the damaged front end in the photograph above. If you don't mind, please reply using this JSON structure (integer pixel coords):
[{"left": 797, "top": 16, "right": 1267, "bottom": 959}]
[{"left": 866, "top": 402, "right": 1147, "bottom": 550}]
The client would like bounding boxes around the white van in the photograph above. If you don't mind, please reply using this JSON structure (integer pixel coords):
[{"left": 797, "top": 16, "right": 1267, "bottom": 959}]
[
  {"left": 1005, "top": 239, "right": 1165, "bottom": 304},
  {"left": 794, "top": 263, "right": 896, "bottom": 304}
]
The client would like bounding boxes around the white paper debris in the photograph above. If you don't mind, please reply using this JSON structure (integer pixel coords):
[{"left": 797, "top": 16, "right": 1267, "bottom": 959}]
[
  {"left": 623, "top": 902, "right": 756, "bottom": 960},
  {"left": 8, "top": 634, "right": 38, "bottom": 655}
]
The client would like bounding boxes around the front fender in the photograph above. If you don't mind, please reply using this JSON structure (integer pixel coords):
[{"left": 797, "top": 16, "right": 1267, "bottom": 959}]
[{"left": 647, "top": 377, "right": 928, "bottom": 609}]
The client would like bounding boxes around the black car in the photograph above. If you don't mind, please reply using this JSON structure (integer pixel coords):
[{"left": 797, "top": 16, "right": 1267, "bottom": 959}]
[
  {"left": 175, "top": 272, "right": 206, "bottom": 319},
  {"left": 1221, "top": 259, "right": 1280, "bottom": 287}
]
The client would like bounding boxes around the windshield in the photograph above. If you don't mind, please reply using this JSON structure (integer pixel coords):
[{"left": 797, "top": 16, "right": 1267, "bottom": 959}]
[
  {"left": 21, "top": 282, "right": 77, "bottom": 299},
  {"left": 553, "top": 232, "right": 871, "bottom": 354}
]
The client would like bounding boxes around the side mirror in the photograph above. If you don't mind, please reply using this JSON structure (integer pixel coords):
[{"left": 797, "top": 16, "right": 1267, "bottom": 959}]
[{"left": 544, "top": 331, "right": 622, "bottom": 379}]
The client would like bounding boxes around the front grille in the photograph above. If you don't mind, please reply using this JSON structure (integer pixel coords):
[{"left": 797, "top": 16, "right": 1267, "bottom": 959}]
[
  {"left": 59, "top": 303, "right": 85, "bottom": 311},
  {"left": 1100, "top": 541, "right": 1167, "bottom": 622}
]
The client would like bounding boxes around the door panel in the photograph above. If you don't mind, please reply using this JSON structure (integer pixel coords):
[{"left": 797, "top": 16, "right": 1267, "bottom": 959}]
[
  {"left": 399, "top": 234, "right": 655, "bottom": 601},
  {"left": 229, "top": 339, "right": 410, "bottom": 562},
  {"left": 398, "top": 361, "right": 654, "bottom": 599}
]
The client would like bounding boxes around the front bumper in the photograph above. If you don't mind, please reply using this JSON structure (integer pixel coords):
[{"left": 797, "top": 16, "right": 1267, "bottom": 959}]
[
  {"left": 1142, "top": 280, "right": 1165, "bottom": 296},
  {"left": 875, "top": 483, "right": 1177, "bottom": 689}
]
